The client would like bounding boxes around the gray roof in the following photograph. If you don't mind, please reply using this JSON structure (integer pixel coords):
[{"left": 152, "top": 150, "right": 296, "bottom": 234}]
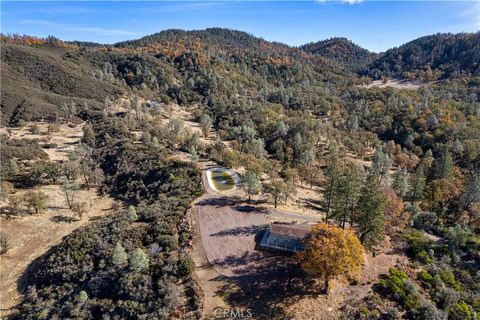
[{"left": 259, "top": 224, "right": 311, "bottom": 253}]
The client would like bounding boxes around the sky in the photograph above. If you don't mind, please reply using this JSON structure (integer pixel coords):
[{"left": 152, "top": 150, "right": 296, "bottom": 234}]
[{"left": 1, "top": 1, "right": 479, "bottom": 52}]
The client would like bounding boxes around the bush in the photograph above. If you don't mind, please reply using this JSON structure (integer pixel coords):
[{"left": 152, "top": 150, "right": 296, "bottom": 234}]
[
  {"left": 178, "top": 256, "right": 195, "bottom": 277},
  {"left": 76, "top": 290, "right": 88, "bottom": 303},
  {"left": 376, "top": 267, "right": 420, "bottom": 311},
  {"left": 418, "top": 270, "right": 434, "bottom": 285},
  {"left": 439, "top": 270, "right": 461, "bottom": 291},
  {"left": 448, "top": 301, "right": 473, "bottom": 320},
  {"left": 129, "top": 248, "right": 149, "bottom": 272},
  {"left": 411, "top": 210, "right": 438, "bottom": 231},
  {"left": 448, "top": 225, "right": 472, "bottom": 248},
  {"left": 24, "top": 190, "right": 49, "bottom": 214},
  {"left": 0, "top": 231, "right": 10, "bottom": 255},
  {"left": 71, "top": 201, "right": 89, "bottom": 219},
  {"left": 403, "top": 230, "right": 434, "bottom": 264}
]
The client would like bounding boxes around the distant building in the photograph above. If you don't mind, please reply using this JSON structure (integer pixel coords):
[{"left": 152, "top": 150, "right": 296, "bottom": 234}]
[{"left": 258, "top": 223, "right": 311, "bottom": 253}]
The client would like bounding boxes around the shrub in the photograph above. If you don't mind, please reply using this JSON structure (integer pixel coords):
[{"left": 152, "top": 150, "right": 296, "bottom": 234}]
[
  {"left": 0, "top": 180, "right": 14, "bottom": 201},
  {"left": 24, "top": 191, "right": 49, "bottom": 214},
  {"left": 127, "top": 205, "right": 138, "bottom": 221},
  {"left": 411, "top": 210, "right": 438, "bottom": 231},
  {"left": 129, "top": 248, "right": 149, "bottom": 271},
  {"left": 376, "top": 267, "right": 420, "bottom": 311},
  {"left": 418, "top": 270, "right": 434, "bottom": 285},
  {"left": 448, "top": 225, "right": 472, "bottom": 248},
  {"left": 111, "top": 242, "right": 128, "bottom": 266},
  {"left": 439, "top": 270, "right": 461, "bottom": 291},
  {"left": 76, "top": 290, "right": 88, "bottom": 303},
  {"left": 178, "top": 256, "right": 195, "bottom": 277},
  {"left": 434, "top": 287, "right": 460, "bottom": 309},
  {"left": 0, "top": 231, "right": 10, "bottom": 255},
  {"left": 448, "top": 301, "right": 473, "bottom": 320},
  {"left": 403, "top": 230, "right": 434, "bottom": 264},
  {"left": 414, "top": 300, "right": 447, "bottom": 320},
  {"left": 71, "top": 201, "right": 89, "bottom": 219}
]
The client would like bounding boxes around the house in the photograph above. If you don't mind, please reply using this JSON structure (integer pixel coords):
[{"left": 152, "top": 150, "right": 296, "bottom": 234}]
[{"left": 258, "top": 223, "right": 311, "bottom": 253}]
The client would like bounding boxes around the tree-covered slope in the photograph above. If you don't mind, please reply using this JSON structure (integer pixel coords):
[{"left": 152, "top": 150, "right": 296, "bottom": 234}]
[
  {"left": 362, "top": 32, "right": 480, "bottom": 80},
  {"left": 301, "top": 37, "right": 376, "bottom": 72}
]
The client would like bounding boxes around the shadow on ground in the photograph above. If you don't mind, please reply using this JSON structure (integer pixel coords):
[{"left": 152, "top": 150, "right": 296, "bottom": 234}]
[{"left": 213, "top": 249, "right": 321, "bottom": 319}]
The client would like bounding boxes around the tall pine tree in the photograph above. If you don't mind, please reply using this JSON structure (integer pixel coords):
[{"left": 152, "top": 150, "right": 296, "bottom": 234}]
[
  {"left": 411, "top": 165, "right": 426, "bottom": 203},
  {"left": 433, "top": 146, "right": 453, "bottom": 180},
  {"left": 392, "top": 167, "right": 409, "bottom": 198},
  {"left": 323, "top": 144, "right": 341, "bottom": 223},
  {"left": 332, "top": 164, "right": 362, "bottom": 229},
  {"left": 354, "top": 171, "right": 386, "bottom": 251}
]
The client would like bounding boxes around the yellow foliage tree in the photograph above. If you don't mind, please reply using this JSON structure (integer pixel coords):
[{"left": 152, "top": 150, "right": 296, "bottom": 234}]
[{"left": 295, "top": 223, "right": 364, "bottom": 295}]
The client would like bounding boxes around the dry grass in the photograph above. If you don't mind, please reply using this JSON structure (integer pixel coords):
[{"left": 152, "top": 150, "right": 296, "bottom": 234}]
[
  {"left": 0, "top": 185, "right": 114, "bottom": 313},
  {"left": 0, "top": 122, "right": 84, "bottom": 161},
  {"left": 0, "top": 121, "right": 115, "bottom": 315}
]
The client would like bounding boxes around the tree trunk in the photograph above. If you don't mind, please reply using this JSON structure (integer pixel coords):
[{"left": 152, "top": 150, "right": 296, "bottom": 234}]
[
  {"left": 323, "top": 274, "right": 330, "bottom": 295},
  {"left": 325, "top": 177, "right": 335, "bottom": 224}
]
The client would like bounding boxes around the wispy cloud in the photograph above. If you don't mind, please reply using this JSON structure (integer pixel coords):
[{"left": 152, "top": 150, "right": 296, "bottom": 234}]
[
  {"left": 145, "top": 1, "right": 221, "bottom": 14},
  {"left": 315, "top": 0, "right": 364, "bottom": 5},
  {"left": 19, "top": 19, "right": 137, "bottom": 36},
  {"left": 70, "top": 27, "right": 137, "bottom": 36},
  {"left": 20, "top": 19, "right": 57, "bottom": 26},
  {"left": 447, "top": 1, "right": 480, "bottom": 31},
  {"left": 36, "top": 7, "right": 97, "bottom": 14}
]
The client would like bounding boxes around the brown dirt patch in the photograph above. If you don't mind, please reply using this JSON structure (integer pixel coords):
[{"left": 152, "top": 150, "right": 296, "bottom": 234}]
[{"left": 196, "top": 197, "right": 267, "bottom": 277}]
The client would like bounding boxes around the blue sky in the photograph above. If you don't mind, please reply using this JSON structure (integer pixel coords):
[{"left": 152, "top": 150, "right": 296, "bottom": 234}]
[{"left": 1, "top": 1, "right": 479, "bottom": 52}]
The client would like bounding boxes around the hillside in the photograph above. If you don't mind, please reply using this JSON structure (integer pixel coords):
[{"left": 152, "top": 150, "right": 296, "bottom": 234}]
[
  {"left": 362, "top": 32, "right": 480, "bottom": 80},
  {"left": 301, "top": 37, "right": 376, "bottom": 72},
  {"left": 0, "top": 44, "right": 126, "bottom": 126}
]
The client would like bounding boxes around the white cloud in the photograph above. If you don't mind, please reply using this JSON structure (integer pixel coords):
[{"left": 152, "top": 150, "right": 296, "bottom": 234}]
[
  {"left": 20, "top": 19, "right": 57, "bottom": 26},
  {"left": 70, "top": 27, "right": 137, "bottom": 36},
  {"left": 19, "top": 19, "right": 137, "bottom": 36},
  {"left": 315, "top": 0, "right": 364, "bottom": 4}
]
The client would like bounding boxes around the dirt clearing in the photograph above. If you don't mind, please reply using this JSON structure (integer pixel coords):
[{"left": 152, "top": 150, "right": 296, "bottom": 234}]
[{"left": 196, "top": 197, "right": 267, "bottom": 276}]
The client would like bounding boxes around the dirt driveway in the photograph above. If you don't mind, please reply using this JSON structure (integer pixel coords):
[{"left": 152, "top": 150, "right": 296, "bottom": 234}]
[{"left": 196, "top": 197, "right": 268, "bottom": 277}]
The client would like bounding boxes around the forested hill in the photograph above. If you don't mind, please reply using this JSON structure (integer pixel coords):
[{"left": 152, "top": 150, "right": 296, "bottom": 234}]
[
  {"left": 362, "top": 32, "right": 480, "bottom": 81},
  {"left": 115, "top": 28, "right": 290, "bottom": 52},
  {"left": 1, "top": 28, "right": 354, "bottom": 126},
  {"left": 300, "top": 37, "right": 376, "bottom": 72}
]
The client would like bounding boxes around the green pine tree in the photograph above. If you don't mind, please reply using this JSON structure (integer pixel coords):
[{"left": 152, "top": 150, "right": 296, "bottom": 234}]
[
  {"left": 331, "top": 164, "right": 362, "bottom": 229},
  {"left": 433, "top": 146, "right": 453, "bottom": 179},
  {"left": 392, "top": 167, "right": 409, "bottom": 198},
  {"left": 241, "top": 170, "right": 262, "bottom": 202},
  {"left": 323, "top": 144, "right": 341, "bottom": 223},
  {"left": 411, "top": 165, "right": 426, "bottom": 203},
  {"left": 354, "top": 172, "right": 386, "bottom": 251}
]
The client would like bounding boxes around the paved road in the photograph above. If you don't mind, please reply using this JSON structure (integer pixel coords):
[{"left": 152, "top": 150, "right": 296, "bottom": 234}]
[{"left": 267, "top": 209, "right": 322, "bottom": 222}]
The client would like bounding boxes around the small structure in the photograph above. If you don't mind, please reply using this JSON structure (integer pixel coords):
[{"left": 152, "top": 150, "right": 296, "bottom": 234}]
[{"left": 259, "top": 223, "right": 311, "bottom": 253}]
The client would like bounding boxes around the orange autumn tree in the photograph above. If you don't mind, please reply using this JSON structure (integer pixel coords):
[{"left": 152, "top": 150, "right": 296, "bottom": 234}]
[{"left": 295, "top": 223, "right": 364, "bottom": 295}]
